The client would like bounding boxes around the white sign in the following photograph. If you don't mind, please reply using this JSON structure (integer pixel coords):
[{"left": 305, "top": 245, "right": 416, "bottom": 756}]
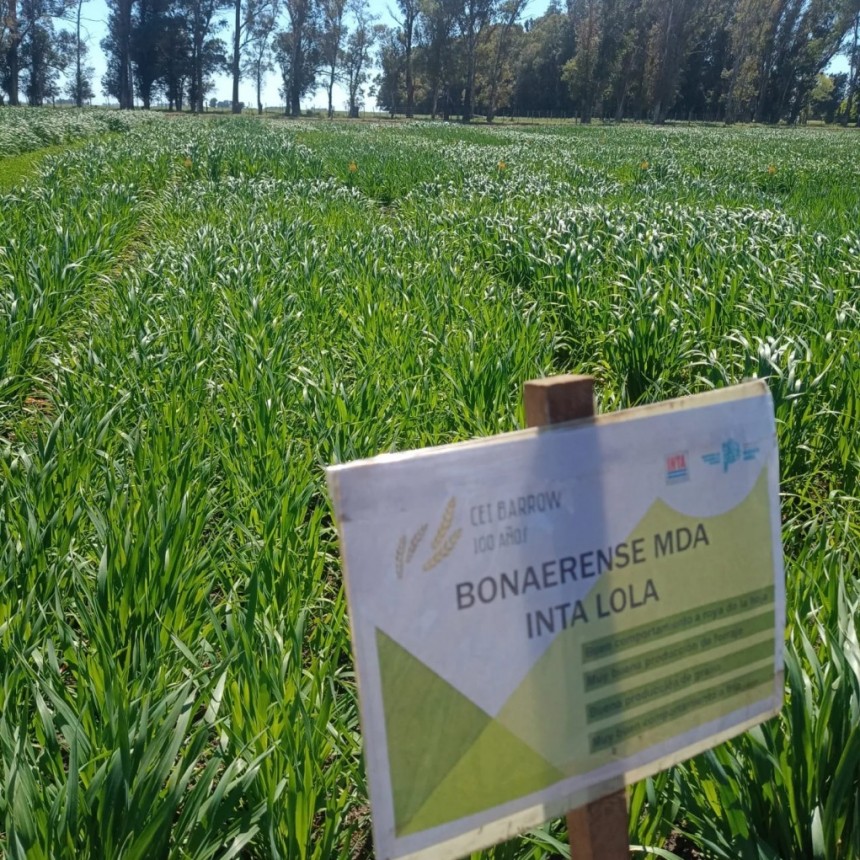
[{"left": 327, "top": 381, "right": 785, "bottom": 860}]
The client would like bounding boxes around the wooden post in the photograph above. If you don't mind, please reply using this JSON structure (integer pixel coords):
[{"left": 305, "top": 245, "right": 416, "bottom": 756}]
[
  {"left": 523, "top": 374, "right": 596, "bottom": 428},
  {"left": 565, "top": 790, "right": 629, "bottom": 860},
  {"left": 523, "top": 373, "right": 629, "bottom": 860}
]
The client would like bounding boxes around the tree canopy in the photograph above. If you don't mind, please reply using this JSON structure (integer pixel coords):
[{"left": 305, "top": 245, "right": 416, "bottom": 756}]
[{"left": 1, "top": 0, "right": 858, "bottom": 122}]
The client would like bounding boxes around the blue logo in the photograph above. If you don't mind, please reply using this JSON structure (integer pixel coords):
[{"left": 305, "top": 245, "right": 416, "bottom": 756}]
[{"left": 702, "top": 439, "right": 759, "bottom": 472}]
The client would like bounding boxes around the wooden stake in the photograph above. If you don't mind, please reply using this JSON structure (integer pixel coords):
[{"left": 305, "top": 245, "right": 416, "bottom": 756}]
[
  {"left": 565, "top": 790, "right": 629, "bottom": 860},
  {"left": 523, "top": 373, "right": 629, "bottom": 860},
  {"left": 523, "top": 374, "right": 596, "bottom": 428}
]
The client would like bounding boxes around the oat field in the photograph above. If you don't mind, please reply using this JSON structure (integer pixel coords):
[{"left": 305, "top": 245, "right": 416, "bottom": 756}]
[{"left": 1, "top": 113, "right": 859, "bottom": 859}]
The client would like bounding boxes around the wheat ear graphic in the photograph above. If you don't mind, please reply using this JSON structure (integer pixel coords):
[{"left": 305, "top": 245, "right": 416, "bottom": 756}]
[
  {"left": 423, "top": 529, "right": 462, "bottom": 572},
  {"left": 432, "top": 497, "right": 457, "bottom": 550},
  {"left": 406, "top": 524, "right": 427, "bottom": 563},
  {"left": 395, "top": 535, "right": 407, "bottom": 579}
]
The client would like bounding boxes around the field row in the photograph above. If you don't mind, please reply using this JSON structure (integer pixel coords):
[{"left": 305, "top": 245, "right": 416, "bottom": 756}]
[
  {"left": 0, "top": 108, "right": 160, "bottom": 158},
  {"left": 1, "top": 117, "right": 859, "bottom": 858}
]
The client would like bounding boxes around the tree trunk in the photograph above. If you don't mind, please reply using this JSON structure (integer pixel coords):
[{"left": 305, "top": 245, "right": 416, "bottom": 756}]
[
  {"left": 405, "top": 37, "right": 414, "bottom": 117},
  {"left": 75, "top": 0, "right": 83, "bottom": 107},
  {"left": 194, "top": 61, "right": 203, "bottom": 112},
  {"left": 651, "top": 98, "right": 668, "bottom": 124},
  {"left": 5, "top": 0, "right": 20, "bottom": 106},
  {"left": 848, "top": 14, "right": 859, "bottom": 126},
  {"left": 582, "top": 74, "right": 594, "bottom": 123},
  {"left": 486, "top": 4, "right": 521, "bottom": 125},
  {"left": 195, "top": 33, "right": 205, "bottom": 112},
  {"left": 462, "top": 37, "right": 476, "bottom": 122},
  {"left": 486, "top": 35, "right": 501, "bottom": 121},
  {"left": 118, "top": 0, "right": 133, "bottom": 108},
  {"left": 232, "top": 0, "right": 242, "bottom": 112},
  {"left": 649, "top": 0, "right": 690, "bottom": 124},
  {"left": 257, "top": 66, "right": 263, "bottom": 113},
  {"left": 428, "top": 44, "right": 443, "bottom": 119},
  {"left": 289, "top": 33, "right": 303, "bottom": 116},
  {"left": 4, "top": 43, "right": 19, "bottom": 106}
]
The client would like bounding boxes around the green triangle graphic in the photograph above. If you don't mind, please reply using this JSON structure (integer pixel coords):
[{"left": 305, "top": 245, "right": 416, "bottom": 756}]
[
  {"left": 401, "top": 717, "right": 565, "bottom": 835},
  {"left": 376, "top": 628, "right": 492, "bottom": 834}
]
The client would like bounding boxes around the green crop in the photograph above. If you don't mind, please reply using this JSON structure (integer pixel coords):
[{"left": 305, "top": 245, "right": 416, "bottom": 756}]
[
  {"left": 0, "top": 108, "right": 155, "bottom": 159},
  {"left": 0, "top": 115, "right": 859, "bottom": 859}
]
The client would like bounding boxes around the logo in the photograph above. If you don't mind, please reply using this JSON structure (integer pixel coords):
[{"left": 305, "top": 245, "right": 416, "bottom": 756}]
[
  {"left": 395, "top": 497, "right": 462, "bottom": 579},
  {"left": 702, "top": 439, "right": 760, "bottom": 473},
  {"left": 666, "top": 452, "right": 689, "bottom": 484}
]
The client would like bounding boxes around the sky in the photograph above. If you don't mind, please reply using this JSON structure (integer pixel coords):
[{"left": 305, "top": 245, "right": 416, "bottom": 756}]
[{"left": 72, "top": 0, "right": 548, "bottom": 110}]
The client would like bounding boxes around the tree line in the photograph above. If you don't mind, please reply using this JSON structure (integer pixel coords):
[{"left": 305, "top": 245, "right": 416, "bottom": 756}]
[{"left": 2, "top": 0, "right": 859, "bottom": 122}]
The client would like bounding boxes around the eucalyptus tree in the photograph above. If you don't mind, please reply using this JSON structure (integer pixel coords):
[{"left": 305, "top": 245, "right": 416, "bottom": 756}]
[
  {"left": 242, "top": 0, "right": 279, "bottom": 112},
  {"left": 391, "top": 0, "right": 418, "bottom": 115},
  {"left": 320, "top": 0, "right": 348, "bottom": 116},
  {"left": 67, "top": 0, "right": 94, "bottom": 105},
  {"left": 343, "top": 0, "right": 376, "bottom": 115},
  {"left": 231, "top": 0, "right": 277, "bottom": 112},
  {"left": 753, "top": 0, "right": 854, "bottom": 122},
  {"left": 275, "top": 0, "right": 320, "bottom": 115},
  {"left": 66, "top": 38, "right": 94, "bottom": 103},
  {"left": 103, "top": 0, "right": 221, "bottom": 110},
  {"left": 374, "top": 23, "right": 404, "bottom": 114},
  {"left": 643, "top": 0, "right": 703, "bottom": 123},
  {"left": 2, "top": 0, "right": 30, "bottom": 104},
  {"left": 723, "top": 0, "right": 778, "bottom": 122},
  {"left": 160, "top": 10, "right": 192, "bottom": 108},
  {"left": 1, "top": 0, "right": 23, "bottom": 103},
  {"left": 456, "top": 0, "right": 495, "bottom": 121},
  {"left": 131, "top": 0, "right": 168, "bottom": 108},
  {"left": 563, "top": 0, "right": 601, "bottom": 121},
  {"left": 20, "top": 0, "right": 69, "bottom": 104},
  {"left": 183, "top": 0, "right": 229, "bottom": 111},
  {"left": 416, "top": 0, "right": 456, "bottom": 118},
  {"left": 512, "top": 3, "right": 574, "bottom": 114},
  {"left": 102, "top": 0, "right": 133, "bottom": 106},
  {"left": 3, "top": 0, "right": 71, "bottom": 104},
  {"left": 846, "top": 0, "right": 859, "bottom": 122},
  {"left": 483, "top": 0, "right": 526, "bottom": 120},
  {"left": 606, "top": 0, "right": 649, "bottom": 119}
]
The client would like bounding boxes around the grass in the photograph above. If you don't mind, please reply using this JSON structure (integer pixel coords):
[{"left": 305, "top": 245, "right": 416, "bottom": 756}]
[
  {"left": 0, "top": 114, "right": 859, "bottom": 859},
  {"left": 0, "top": 145, "right": 80, "bottom": 192},
  {"left": 0, "top": 107, "right": 157, "bottom": 158}
]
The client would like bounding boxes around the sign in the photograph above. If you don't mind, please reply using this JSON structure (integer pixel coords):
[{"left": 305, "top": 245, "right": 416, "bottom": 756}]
[{"left": 326, "top": 381, "right": 785, "bottom": 860}]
